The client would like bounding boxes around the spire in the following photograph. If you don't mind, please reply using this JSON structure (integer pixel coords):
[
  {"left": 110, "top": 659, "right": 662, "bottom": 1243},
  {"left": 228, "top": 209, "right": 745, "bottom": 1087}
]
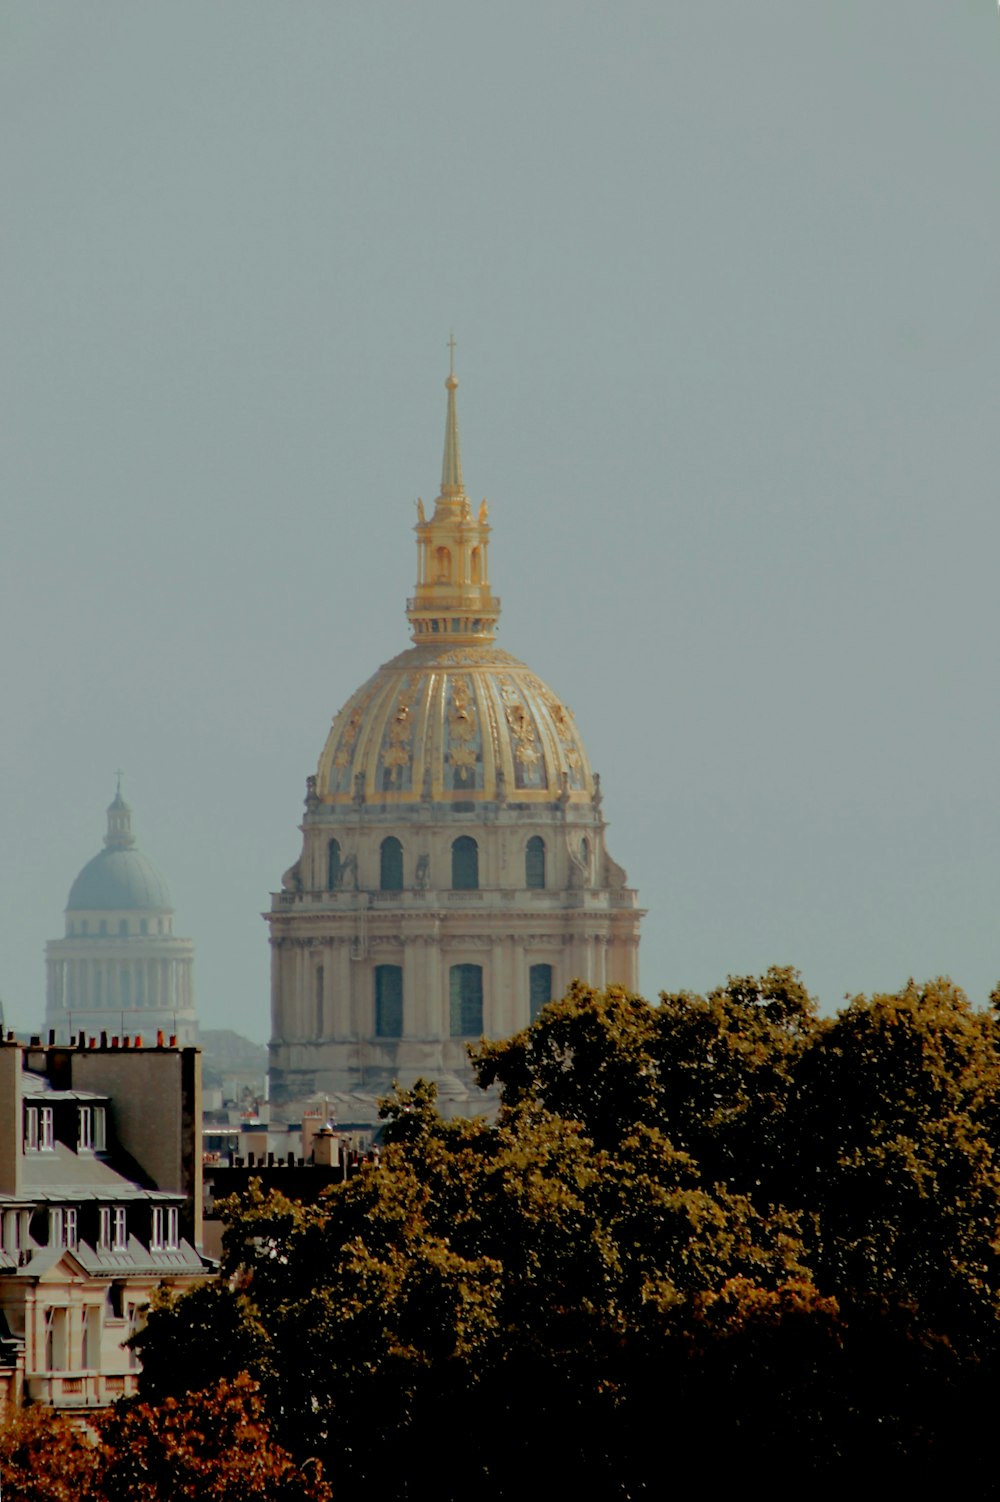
[
  {"left": 406, "top": 352, "right": 501, "bottom": 644},
  {"left": 105, "top": 777, "right": 136, "bottom": 850},
  {"left": 441, "top": 334, "right": 464, "bottom": 495}
]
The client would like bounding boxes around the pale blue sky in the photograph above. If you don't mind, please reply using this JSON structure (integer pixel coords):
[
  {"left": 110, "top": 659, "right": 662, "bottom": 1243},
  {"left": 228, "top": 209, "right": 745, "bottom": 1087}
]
[{"left": 1, "top": 3, "right": 999, "bottom": 1037}]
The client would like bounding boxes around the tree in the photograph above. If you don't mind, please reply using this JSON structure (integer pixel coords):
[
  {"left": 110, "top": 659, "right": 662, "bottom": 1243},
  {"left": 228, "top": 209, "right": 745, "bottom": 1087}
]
[
  {"left": 132, "top": 974, "right": 1000, "bottom": 1493},
  {"left": 0, "top": 1403, "right": 99, "bottom": 1501},
  {"left": 97, "top": 1374, "right": 331, "bottom": 1502}
]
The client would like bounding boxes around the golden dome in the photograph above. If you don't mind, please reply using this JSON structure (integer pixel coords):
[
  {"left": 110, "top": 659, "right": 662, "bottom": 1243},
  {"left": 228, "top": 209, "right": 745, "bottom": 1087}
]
[{"left": 316, "top": 641, "right": 593, "bottom": 807}]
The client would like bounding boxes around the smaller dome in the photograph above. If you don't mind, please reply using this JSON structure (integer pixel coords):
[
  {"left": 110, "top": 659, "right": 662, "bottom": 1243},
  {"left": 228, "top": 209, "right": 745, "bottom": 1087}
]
[
  {"left": 67, "top": 848, "right": 173, "bottom": 913},
  {"left": 66, "top": 788, "right": 173, "bottom": 913}
]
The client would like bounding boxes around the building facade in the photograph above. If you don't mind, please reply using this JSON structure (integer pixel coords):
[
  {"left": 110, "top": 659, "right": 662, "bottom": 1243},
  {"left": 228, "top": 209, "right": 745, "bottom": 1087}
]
[
  {"left": 45, "top": 787, "right": 197, "bottom": 1047},
  {"left": 0, "top": 1034, "right": 205, "bottom": 1414},
  {"left": 267, "top": 362, "right": 642, "bottom": 1107}
]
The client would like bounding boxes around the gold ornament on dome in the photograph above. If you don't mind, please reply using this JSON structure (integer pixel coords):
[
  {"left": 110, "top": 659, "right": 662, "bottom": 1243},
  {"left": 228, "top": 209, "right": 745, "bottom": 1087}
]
[{"left": 383, "top": 692, "right": 413, "bottom": 785}]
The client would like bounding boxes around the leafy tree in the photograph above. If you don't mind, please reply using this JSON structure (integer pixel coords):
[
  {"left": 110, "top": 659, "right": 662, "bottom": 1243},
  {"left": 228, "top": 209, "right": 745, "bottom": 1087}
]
[
  {"left": 97, "top": 1374, "right": 331, "bottom": 1502},
  {"left": 131, "top": 973, "right": 1000, "bottom": 1494},
  {"left": 0, "top": 1403, "right": 99, "bottom": 1501}
]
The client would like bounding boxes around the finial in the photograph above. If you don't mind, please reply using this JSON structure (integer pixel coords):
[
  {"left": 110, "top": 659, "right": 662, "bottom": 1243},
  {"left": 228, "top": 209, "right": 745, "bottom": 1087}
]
[
  {"left": 115, "top": 769, "right": 123, "bottom": 797},
  {"left": 441, "top": 336, "right": 464, "bottom": 492}
]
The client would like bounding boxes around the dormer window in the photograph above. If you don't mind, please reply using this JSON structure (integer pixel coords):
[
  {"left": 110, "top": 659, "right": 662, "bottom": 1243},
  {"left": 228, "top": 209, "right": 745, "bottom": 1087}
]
[
  {"left": 150, "top": 1205, "right": 179, "bottom": 1252},
  {"left": 78, "top": 1106, "right": 106, "bottom": 1153},
  {"left": 24, "top": 1105, "right": 54, "bottom": 1152},
  {"left": 113, "top": 1207, "right": 127, "bottom": 1251},
  {"left": 49, "top": 1207, "right": 76, "bottom": 1249}
]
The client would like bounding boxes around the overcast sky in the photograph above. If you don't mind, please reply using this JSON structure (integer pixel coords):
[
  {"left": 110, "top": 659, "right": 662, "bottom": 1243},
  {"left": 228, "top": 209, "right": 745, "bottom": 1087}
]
[{"left": 2, "top": 3, "right": 999, "bottom": 1038}]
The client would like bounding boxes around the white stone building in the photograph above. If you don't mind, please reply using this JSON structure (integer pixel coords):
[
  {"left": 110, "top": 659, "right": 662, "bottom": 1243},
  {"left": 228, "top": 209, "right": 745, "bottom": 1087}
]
[
  {"left": 0, "top": 1034, "right": 205, "bottom": 1415},
  {"left": 45, "top": 787, "right": 197, "bottom": 1047},
  {"left": 267, "top": 361, "right": 642, "bottom": 1107}
]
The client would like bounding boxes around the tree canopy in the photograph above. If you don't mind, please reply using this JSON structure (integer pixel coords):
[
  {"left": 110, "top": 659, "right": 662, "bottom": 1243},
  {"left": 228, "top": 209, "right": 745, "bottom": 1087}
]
[{"left": 124, "top": 970, "right": 1000, "bottom": 1495}]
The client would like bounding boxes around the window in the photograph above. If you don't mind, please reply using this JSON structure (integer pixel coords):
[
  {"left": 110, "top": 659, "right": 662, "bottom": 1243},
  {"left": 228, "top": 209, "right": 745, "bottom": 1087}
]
[
  {"left": 99, "top": 1208, "right": 112, "bottom": 1252},
  {"left": 151, "top": 1207, "right": 164, "bottom": 1251},
  {"left": 380, "top": 837, "right": 403, "bottom": 891},
  {"left": 451, "top": 836, "right": 478, "bottom": 890},
  {"left": 375, "top": 965, "right": 403, "bottom": 1038},
  {"left": 93, "top": 1107, "right": 106, "bottom": 1152},
  {"left": 45, "top": 1307, "right": 68, "bottom": 1371},
  {"left": 470, "top": 546, "right": 482, "bottom": 583},
  {"left": 434, "top": 546, "right": 452, "bottom": 582},
  {"left": 48, "top": 1208, "right": 63, "bottom": 1247},
  {"left": 78, "top": 1107, "right": 93, "bottom": 1151},
  {"left": 118, "top": 919, "right": 128, "bottom": 936},
  {"left": 525, "top": 836, "right": 546, "bottom": 889},
  {"left": 63, "top": 1208, "right": 78, "bottom": 1250},
  {"left": 140, "top": 918, "right": 148, "bottom": 935},
  {"left": 99, "top": 919, "right": 107, "bottom": 936},
  {"left": 530, "top": 964, "right": 553, "bottom": 1022},
  {"left": 327, "top": 838, "right": 341, "bottom": 890},
  {"left": 25, "top": 1105, "right": 54, "bottom": 1152},
  {"left": 166, "top": 1207, "right": 179, "bottom": 1250},
  {"left": 83, "top": 1305, "right": 101, "bottom": 1368},
  {"left": 315, "top": 965, "right": 325, "bottom": 1038},
  {"left": 113, "top": 1207, "right": 127, "bottom": 1252},
  {"left": 450, "top": 964, "right": 483, "bottom": 1037}
]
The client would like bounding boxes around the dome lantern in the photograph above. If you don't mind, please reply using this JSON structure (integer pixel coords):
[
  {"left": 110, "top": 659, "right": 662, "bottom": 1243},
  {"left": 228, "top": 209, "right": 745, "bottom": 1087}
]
[{"left": 406, "top": 343, "right": 500, "bottom": 644}]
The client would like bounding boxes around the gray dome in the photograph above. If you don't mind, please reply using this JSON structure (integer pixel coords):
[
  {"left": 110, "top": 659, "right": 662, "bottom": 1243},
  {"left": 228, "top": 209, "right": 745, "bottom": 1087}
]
[
  {"left": 67, "top": 847, "right": 173, "bottom": 913},
  {"left": 66, "top": 788, "right": 173, "bottom": 913}
]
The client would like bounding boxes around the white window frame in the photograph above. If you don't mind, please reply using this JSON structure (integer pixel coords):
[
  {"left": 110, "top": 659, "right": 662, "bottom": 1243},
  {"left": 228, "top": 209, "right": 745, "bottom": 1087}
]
[
  {"left": 112, "top": 1206, "right": 127, "bottom": 1252},
  {"left": 98, "top": 1207, "right": 112, "bottom": 1252},
  {"left": 150, "top": 1206, "right": 164, "bottom": 1251},
  {"left": 49, "top": 1208, "right": 63, "bottom": 1248},
  {"left": 78, "top": 1107, "right": 93, "bottom": 1151},
  {"left": 24, "top": 1105, "right": 53, "bottom": 1151},
  {"left": 166, "top": 1206, "right": 179, "bottom": 1250},
  {"left": 64, "top": 1207, "right": 78, "bottom": 1250},
  {"left": 93, "top": 1106, "right": 106, "bottom": 1152}
]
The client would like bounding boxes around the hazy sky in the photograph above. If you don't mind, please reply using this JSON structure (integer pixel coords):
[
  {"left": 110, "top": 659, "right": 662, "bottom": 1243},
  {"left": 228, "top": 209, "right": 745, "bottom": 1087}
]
[{"left": 2, "top": 3, "right": 999, "bottom": 1038}]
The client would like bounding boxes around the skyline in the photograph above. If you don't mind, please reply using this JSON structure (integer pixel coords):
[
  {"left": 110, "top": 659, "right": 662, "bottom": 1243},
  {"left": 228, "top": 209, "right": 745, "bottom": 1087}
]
[{"left": 2, "top": 4, "right": 1000, "bottom": 1037}]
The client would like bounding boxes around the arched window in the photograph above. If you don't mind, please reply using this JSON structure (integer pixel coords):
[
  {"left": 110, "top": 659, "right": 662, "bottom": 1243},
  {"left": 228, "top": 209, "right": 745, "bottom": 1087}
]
[
  {"left": 452, "top": 836, "right": 479, "bottom": 890},
  {"left": 525, "top": 836, "right": 545, "bottom": 889},
  {"left": 530, "top": 964, "right": 553, "bottom": 1022},
  {"left": 118, "top": 919, "right": 128, "bottom": 936},
  {"left": 380, "top": 837, "right": 403, "bottom": 891},
  {"left": 375, "top": 965, "right": 403, "bottom": 1038},
  {"left": 434, "top": 547, "right": 453, "bottom": 583},
  {"left": 327, "top": 838, "right": 341, "bottom": 890},
  {"left": 470, "top": 547, "right": 482, "bottom": 583},
  {"left": 450, "top": 964, "right": 483, "bottom": 1036}
]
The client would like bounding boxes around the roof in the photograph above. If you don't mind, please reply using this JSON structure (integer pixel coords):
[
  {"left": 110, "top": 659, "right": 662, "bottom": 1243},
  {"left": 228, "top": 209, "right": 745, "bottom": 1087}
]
[{"left": 67, "top": 847, "right": 173, "bottom": 913}]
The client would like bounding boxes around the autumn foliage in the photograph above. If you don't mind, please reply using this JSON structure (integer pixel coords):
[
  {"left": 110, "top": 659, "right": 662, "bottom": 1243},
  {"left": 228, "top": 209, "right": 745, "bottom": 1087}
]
[{"left": 8, "top": 970, "right": 1000, "bottom": 1496}]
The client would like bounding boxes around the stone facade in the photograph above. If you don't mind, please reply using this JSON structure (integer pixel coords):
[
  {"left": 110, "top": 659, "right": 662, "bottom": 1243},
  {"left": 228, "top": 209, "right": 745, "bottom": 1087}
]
[{"left": 0, "top": 1035, "right": 205, "bottom": 1412}]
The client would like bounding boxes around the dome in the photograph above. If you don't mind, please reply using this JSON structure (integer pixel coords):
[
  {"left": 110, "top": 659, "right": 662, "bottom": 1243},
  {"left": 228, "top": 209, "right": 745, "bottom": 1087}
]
[
  {"left": 66, "top": 789, "right": 173, "bottom": 912},
  {"left": 67, "top": 848, "right": 173, "bottom": 912},
  {"left": 316, "top": 641, "right": 593, "bottom": 807}
]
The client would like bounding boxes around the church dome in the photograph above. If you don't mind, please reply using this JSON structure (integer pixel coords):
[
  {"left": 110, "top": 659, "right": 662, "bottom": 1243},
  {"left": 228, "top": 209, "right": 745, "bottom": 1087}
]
[
  {"left": 66, "top": 789, "right": 173, "bottom": 913},
  {"left": 316, "top": 642, "right": 593, "bottom": 807},
  {"left": 315, "top": 361, "right": 593, "bottom": 810}
]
